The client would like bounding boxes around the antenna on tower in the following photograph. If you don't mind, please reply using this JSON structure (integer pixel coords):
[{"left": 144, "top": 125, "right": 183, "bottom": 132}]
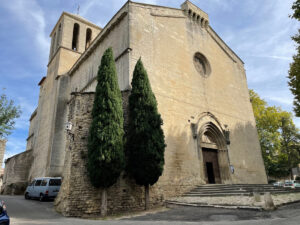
[{"left": 77, "top": 5, "right": 80, "bottom": 15}]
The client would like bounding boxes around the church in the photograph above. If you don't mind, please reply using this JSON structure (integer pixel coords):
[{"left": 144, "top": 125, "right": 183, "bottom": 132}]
[{"left": 3, "top": 0, "right": 267, "bottom": 216}]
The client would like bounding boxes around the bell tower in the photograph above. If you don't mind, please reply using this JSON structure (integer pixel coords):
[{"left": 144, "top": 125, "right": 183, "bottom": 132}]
[
  {"left": 48, "top": 12, "right": 101, "bottom": 75},
  {"left": 29, "top": 13, "right": 101, "bottom": 179}
]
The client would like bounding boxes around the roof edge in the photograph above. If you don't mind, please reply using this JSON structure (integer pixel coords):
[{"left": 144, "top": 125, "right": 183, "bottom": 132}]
[
  {"left": 130, "top": 1, "right": 182, "bottom": 11},
  {"left": 208, "top": 26, "right": 244, "bottom": 65}
]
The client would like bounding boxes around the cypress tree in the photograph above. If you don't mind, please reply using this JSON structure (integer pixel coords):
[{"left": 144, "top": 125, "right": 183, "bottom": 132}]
[
  {"left": 87, "top": 47, "right": 125, "bottom": 216},
  {"left": 126, "top": 58, "right": 166, "bottom": 210}
]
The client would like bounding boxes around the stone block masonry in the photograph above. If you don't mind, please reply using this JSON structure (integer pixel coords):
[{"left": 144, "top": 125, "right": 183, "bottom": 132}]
[
  {"left": 55, "top": 92, "right": 164, "bottom": 217},
  {"left": 2, "top": 150, "right": 33, "bottom": 195}
]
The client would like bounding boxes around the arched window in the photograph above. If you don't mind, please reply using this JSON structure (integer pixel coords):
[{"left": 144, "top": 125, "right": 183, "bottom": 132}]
[
  {"left": 85, "top": 28, "right": 92, "bottom": 50},
  {"left": 192, "top": 12, "right": 196, "bottom": 20},
  {"left": 72, "top": 23, "right": 80, "bottom": 51}
]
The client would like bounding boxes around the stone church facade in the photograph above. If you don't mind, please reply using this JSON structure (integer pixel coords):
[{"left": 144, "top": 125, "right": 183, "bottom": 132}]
[{"left": 3, "top": 0, "right": 267, "bottom": 215}]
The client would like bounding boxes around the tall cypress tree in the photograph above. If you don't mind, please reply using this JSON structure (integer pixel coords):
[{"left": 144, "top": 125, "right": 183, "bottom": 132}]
[
  {"left": 87, "top": 47, "right": 125, "bottom": 216},
  {"left": 126, "top": 58, "right": 166, "bottom": 210}
]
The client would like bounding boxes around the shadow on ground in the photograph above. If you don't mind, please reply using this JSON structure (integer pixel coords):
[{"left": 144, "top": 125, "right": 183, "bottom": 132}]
[{"left": 124, "top": 202, "right": 300, "bottom": 222}]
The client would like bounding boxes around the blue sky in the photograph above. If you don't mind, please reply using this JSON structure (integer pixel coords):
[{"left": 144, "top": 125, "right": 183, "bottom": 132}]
[{"left": 0, "top": 0, "right": 299, "bottom": 161}]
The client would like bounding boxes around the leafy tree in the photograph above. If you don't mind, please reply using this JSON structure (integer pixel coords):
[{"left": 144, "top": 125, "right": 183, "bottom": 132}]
[
  {"left": 0, "top": 92, "right": 21, "bottom": 138},
  {"left": 87, "top": 48, "right": 125, "bottom": 216},
  {"left": 126, "top": 59, "right": 166, "bottom": 210},
  {"left": 280, "top": 115, "right": 300, "bottom": 179},
  {"left": 250, "top": 90, "right": 282, "bottom": 176},
  {"left": 249, "top": 90, "right": 300, "bottom": 179},
  {"left": 288, "top": 0, "right": 300, "bottom": 116}
]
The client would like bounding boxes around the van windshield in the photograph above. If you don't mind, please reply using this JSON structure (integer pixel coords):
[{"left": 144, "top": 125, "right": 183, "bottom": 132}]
[{"left": 49, "top": 179, "right": 61, "bottom": 186}]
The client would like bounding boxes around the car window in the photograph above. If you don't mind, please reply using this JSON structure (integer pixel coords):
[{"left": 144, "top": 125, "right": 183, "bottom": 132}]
[
  {"left": 49, "top": 179, "right": 61, "bottom": 186},
  {"left": 41, "top": 179, "right": 48, "bottom": 186},
  {"left": 29, "top": 180, "right": 35, "bottom": 186},
  {"left": 35, "top": 180, "right": 42, "bottom": 186}
]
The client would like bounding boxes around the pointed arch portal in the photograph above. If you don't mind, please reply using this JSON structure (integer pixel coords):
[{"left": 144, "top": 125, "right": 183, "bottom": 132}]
[{"left": 194, "top": 112, "right": 231, "bottom": 184}]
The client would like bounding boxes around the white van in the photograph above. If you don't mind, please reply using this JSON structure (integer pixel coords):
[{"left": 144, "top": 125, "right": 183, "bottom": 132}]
[{"left": 25, "top": 177, "right": 62, "bottom": 201}]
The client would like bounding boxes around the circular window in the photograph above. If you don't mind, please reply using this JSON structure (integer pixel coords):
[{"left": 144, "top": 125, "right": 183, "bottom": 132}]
[{"left": 193, "top": 52, "right": 211, "bottom": 78}]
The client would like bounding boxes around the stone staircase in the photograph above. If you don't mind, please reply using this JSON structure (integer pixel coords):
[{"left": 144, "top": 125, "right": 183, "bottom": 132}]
[{"left": 183, "top": 184, "right": 300, "bottom": 197}]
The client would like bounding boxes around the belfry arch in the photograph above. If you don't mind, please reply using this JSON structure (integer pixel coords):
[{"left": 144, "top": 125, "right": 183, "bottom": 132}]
[{"left": 192, "top": 112, "right": 232, "bottom": 184}]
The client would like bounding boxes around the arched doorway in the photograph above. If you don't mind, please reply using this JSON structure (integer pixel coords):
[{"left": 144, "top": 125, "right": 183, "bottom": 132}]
[{"left": 194, "top": 113, "right": 231, "bottom": 184}]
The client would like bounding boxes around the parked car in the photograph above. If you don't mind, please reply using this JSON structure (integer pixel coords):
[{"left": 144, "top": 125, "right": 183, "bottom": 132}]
[
  {"left": 0, "top": 201, "right": 9, "bottom": 225},
  {"left": 284, "top": 180, "right": 294, "bottom": 188},
  {"left": 284, "top": 180, "right": 300, "bottom": 189},
  {"left": 292, "top": 180, "right": 300, "bottom": 188},
  {"left": 273, "top": 181, "right": 284, "bottom": 187},
  {"left": 25, "top": 177, "right": 62, "bottom": 201}
]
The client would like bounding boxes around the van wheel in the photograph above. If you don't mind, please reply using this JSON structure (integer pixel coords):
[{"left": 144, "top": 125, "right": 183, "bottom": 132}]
[
  {"left": 25, "top": 192, "right": 30, "bottom": 200},
  {"left": 39, "top": 194, "right": 44, "bottom": 202}
]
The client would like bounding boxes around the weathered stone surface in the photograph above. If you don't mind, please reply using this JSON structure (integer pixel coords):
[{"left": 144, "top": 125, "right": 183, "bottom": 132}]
[
  {"left": 2, "top": 150, "right": 33, "bottom": 195},
  {"left": 0, "top": 140, "right": 6, "bottom": 169},
  {"left": 263, "top": 192, "right": 275, "bottom": 210},
  {"left": 55, "top": 93, "right": 164, "bottom": 217}
]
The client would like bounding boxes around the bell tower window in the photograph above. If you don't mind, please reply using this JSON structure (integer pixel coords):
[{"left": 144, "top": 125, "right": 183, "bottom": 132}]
[
  {"left": 85, "top": 28, "right": 92, "bottom": 50},
  {"left": 72, "top": 23, "right": 80, "bottom": 51}
]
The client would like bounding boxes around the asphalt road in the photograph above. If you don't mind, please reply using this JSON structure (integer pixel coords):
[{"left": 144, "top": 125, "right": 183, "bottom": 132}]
[{"left": 2, "top": 195, "right": 300, "bottom": 225}]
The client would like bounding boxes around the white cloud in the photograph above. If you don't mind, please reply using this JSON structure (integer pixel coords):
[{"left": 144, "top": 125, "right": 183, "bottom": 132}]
[
  {"left": 248, "top": 55, "right": 291, "bottom": 61},
  {"left": 2, "top": 0, "right": 50, "bottom": 63},
  {"left": 265, "top": 96, "right": 293, "bottom": 106},
  {"left": 216, "top": 0, "right": 298, "bottom": 126}
]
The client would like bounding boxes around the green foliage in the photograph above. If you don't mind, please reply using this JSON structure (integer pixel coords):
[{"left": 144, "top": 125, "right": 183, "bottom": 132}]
[
  {"left": 291, "top": 0, "right": 300, "bottom": 20},
  {"left": 87, "top": 48, "right": 125, "bottom": 188},
  {"left": 126, "top": 58, "right": 166, "bottom": 186},
  {"left": 249, "top": 90, "right": 300, "bottom": 178},
  {"left": 0, "top": 92, "right": 21, "bottom": 138},
  {"left": 288, "top": 0, "right": 300, "bottom": 116}
]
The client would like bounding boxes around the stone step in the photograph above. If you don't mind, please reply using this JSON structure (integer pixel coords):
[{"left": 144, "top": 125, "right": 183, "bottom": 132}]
[
  {"left": 194, "top": 184, "right": 276, "bottom": 189},
  {"left": 182, "top": 184, "right": 300, "bottom": 197},
  {"left": 192, "top": 187, "right": 282, "bottom": 191},
  {"left": 190, "top": 188, "right": 300, "bottom": 193},
  {"left": 189, "top": 190, "right": 248, "bottom": 193},
  {"left": 183, "top": 193, "right": 252, "bottom": 197},
  {"left": 183, "top": 191, "right": 298, "bottom": 197}
]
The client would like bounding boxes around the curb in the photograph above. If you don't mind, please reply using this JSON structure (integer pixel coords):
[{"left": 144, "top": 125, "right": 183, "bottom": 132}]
[
  {"left": 276, "top": 199, "right": 300, "bottom": 207},
  {"left": 165, "top": 201, "right": 263, "bottom": 211}
]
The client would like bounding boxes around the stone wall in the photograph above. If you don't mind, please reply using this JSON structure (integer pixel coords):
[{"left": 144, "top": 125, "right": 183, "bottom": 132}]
[
  {"left": 129, "top": 2, "right": 267, "bottom": 185},
  {"left": 55, "top": 92, "right": 164, "bottom": 217},
  {"left": 2, "top": 150, "right": 33, "bottom": 195},
  {"left": 0, "top": 139, "right": 6, "bottom": 167},
  {"left": 26, "top": 109, "right": 37, "bottom": 151}
]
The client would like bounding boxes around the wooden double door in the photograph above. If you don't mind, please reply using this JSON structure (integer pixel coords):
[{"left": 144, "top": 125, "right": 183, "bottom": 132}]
[{"left": 202, "top": 148, "right": 221, "bottom": 184}]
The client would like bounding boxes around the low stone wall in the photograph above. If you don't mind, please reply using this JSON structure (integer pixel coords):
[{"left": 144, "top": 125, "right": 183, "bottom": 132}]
[
  {"left": 55, "top": 92, "right": 165, "bottom": 217},
  {"left": 2, "top": 150, "right": 33, "bottom": 195}
]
